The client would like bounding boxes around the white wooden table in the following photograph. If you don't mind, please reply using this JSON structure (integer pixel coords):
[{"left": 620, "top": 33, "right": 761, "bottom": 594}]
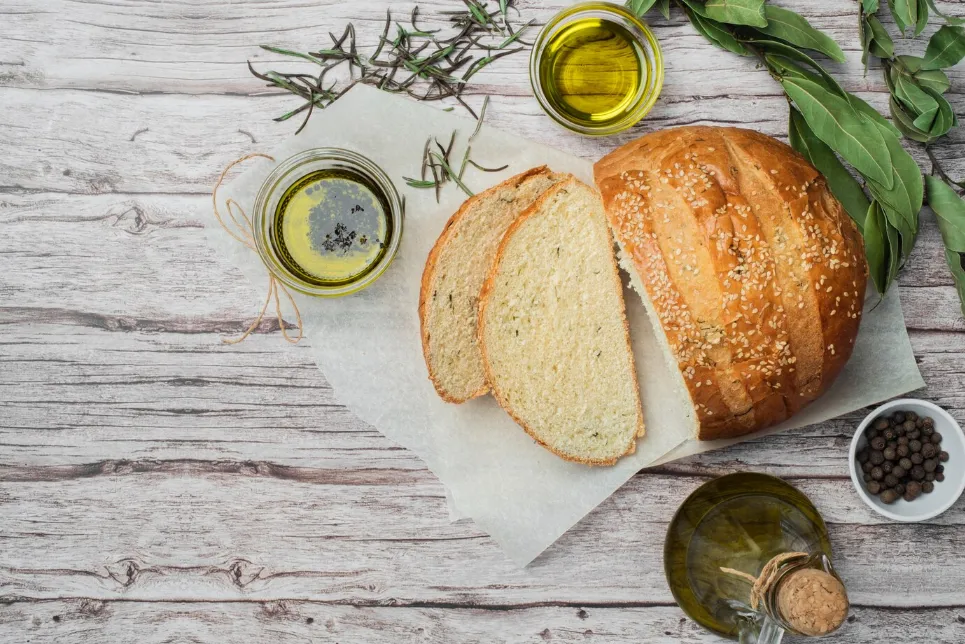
[{"left": 2, "top": 1, "right": 965, "bottom": 641}]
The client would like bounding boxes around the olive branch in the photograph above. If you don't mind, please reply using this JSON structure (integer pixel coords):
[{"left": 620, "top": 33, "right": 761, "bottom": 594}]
[{"left": 629, "top": 0, "right": 965, "bottom": 316}]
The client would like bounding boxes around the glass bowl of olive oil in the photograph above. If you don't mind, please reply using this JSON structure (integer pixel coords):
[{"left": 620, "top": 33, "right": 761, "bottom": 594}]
[
  {"left": 252, "top": 149, "right": 403, "bottom": 297},
  {"left": 530, "top": 2, "right": 664, "bottom": 136}
]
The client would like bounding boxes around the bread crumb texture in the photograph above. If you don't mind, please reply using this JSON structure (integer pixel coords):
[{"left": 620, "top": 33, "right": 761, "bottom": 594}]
[
  {"left": 420, "top": 168, "right": 561, "bottom": 403},
  {"left": 479, "top": 178, "right": 644, "bottom": 465},
  {"left": 594, "top": 126, "right": 868, "bottom": 440},
  {"left": 777, "top": 568, "right": 849, "bottom": 636}
]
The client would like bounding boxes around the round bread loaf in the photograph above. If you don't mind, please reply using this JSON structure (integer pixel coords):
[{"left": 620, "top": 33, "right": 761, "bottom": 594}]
[{"left": 594, "top": 126, "right": 868, "bottom": 441}]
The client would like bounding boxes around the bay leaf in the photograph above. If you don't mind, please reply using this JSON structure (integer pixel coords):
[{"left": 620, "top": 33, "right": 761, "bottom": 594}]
[
  {"left": 781, "top": 76, "right": 893, "bottom": 188},
  {"left": 922, "top": 25, "right": 965, "bottom": 69},
  {"left": 658, "top": 0, "right": 671, "bottom": 19},
  {"left": 757, "top": 6, "right": 845, "bottom": 62},
  {"left": 702, "top": 0, "right": 767, "bottom": 27},
  {"left": 890, "top": 0, "right": 915, "bottom": 34},
  {"left": 915, "top": 0, "right": 929, "bottom": 36},
  {"left": 865, "top": 129, "right": 923, "bottom": 237},
  {"left": 925, "top": 0, "right": 965, "bottom": 26},
  {"left": 864, "top": 0, "right": 880, "bottom": 12},
  {"left": 889, "top": 96, "right": 936, "bottom": 143},
  {"left": 863, "top": 201, "right": 890, "bottom": 293},
  {"left": 866, "top": 15, "right": 895, "bottom": 59},
  {"left": 750, "top": 38, "right": 846, "bottom": 96},
  {"left": 848, "top": 91, "right": 902, "bottom": 138},
  {"left": 925, "top": 175, "right": 965, "bottom": 317},
  {"left": 914, "top": 68, "right": 951, "bottom": 94},
  {"left": 627, "top": 0, "right": 659, "bottom": 16},
  {"left": 885, "top": 209, "right": 902, "bottom": 285},
  {"left": 686, "top": 8, "right": 749, "bottom": 55},
  {"left": 923, "top": 87, "right": 954, "bottom": 136},
  {"left": 788, "top": 107, "right": 870, "bottom": 231}
]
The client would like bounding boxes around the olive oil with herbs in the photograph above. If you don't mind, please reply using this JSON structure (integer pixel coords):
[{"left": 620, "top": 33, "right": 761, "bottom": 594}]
[
  {"left": 271, "top": 169, "right": 392, "bottom": 287},
  {"left": 664, "top": 473, "right": 837, "bottom": 639},
  {"left": 536, "top": 16, "right": 650, "bottom": 129}
]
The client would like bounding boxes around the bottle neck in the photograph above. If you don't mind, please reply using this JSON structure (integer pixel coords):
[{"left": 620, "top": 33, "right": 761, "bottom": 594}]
[
  {"left": 763, "top": 553, "right": 848, "bottom": 636},
  {"left": 736, "top": 553, "right": 848, "bottom": 642}
]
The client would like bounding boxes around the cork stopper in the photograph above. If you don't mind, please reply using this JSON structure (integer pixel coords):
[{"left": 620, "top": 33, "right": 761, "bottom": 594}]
[{"left": 777, "top": 568, "right": 849, "bottom": 636}]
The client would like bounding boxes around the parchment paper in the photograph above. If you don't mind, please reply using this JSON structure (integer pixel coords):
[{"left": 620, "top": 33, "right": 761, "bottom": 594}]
[{"left": 206, "top": 85, "right": 924, "bottom": 566}]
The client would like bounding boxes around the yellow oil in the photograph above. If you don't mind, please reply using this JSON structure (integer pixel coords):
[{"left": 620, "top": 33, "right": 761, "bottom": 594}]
[
  {"left": 271, "top": 169, "right": 391, "bottom": 287},
  {"left": 538, "top": 17, "right": 649, "bottom": 128}
]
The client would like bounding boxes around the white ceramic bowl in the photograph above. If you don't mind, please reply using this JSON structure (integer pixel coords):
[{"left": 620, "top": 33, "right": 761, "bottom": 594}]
[{"left": 849, "top": 399, "right": 965, "bottom": 522}]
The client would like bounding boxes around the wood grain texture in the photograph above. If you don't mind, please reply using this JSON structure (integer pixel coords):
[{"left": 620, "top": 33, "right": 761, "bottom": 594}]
[{"left": 2, "top": 0, "right": 965, "bottom": 641}]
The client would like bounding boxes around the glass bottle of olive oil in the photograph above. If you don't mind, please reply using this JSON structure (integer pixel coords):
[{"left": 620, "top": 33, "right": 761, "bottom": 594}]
[{"left": 665, "top": 473, "right": 849, "bottom": 643}]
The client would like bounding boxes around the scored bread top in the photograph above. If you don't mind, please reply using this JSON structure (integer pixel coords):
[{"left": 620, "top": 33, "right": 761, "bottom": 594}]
[
  {"left": 419, "top": 166, "right": 562, "bottom": 403},
  {"left": 594, "top": 126, "right": 867, "bottom": 441},
  {"left": 478, "top": 176, "right": 644, "bottom": 465}
]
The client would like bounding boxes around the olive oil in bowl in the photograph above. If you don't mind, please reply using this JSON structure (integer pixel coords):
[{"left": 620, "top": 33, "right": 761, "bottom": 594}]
[
  {"left": 530, "top": 3, "right": 663, "bottom": 135},
  {"left": 252, "top": 149, "right": 403, "bottom": 297},
  {"left": 272, "top": 169, "right": 392, "bottom": 287}
]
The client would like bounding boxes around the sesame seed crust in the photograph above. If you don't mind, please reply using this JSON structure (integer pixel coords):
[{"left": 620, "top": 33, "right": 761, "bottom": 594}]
[{"left": 593, "top": 126, "right": 868, "bottom": 441}]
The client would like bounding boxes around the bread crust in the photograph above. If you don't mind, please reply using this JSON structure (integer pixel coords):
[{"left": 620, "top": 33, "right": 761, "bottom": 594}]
[
  {"left": 594, "top": 126, "right": 867, "bottom": 441},
  {"left": 419, "top": 166, "right": 554, "bottom": 403},
  {"left": 477, "top": 177, "right": 645, "bottom": 466}
]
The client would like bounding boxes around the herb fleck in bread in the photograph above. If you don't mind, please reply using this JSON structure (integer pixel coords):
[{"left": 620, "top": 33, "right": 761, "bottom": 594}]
[
  {"left": 478, "top": 177, "right": 645, "bottom": 465},
  {"left": 420, "top": 167, "right": 562, "bottom": 403},
  {"left": 594, "top": 126, "right": 867, "bottom": 441}
]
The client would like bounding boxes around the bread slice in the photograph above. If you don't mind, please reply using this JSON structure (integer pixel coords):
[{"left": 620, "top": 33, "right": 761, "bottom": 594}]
[
  {"left": 478, "top": 177, "right": 645, "bottom": 465},
  {"left": 420, "top": 167, "right": 562, "bottom": 403}
]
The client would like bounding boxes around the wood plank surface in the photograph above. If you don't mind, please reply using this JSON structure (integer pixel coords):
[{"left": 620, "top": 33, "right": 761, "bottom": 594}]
[{"left": 3, "top": 0, "right": 965, "bottom": 642}]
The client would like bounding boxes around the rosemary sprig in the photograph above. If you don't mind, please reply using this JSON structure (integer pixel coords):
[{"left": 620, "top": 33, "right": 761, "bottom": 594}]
[
  {"left": 403, "top": 97, "right": 508, "bottom": 201},
  {"left": 249, "top": 1, "right": 533, "bottom": 133}
]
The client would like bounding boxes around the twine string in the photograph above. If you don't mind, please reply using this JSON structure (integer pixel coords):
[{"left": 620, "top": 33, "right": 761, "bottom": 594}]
[
  {"left": 720, "top": 551, "right": 808, "bottom": 611},
  {"left": 213, "top": 153, "right": 304, "bottom": 345}
]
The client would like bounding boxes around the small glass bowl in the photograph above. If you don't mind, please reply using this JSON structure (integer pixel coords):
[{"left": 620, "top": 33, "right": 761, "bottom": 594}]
[
  {"left": 252, "top": 148, "right": 404, "bottom": 298},
  {"left": 529, "top": 2, "right": 664, "bottom": 136}
]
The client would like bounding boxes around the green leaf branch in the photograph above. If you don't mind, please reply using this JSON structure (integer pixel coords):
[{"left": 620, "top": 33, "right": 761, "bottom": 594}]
[{"left": 628, "top": 0, "right": 965, "bottom": 314}]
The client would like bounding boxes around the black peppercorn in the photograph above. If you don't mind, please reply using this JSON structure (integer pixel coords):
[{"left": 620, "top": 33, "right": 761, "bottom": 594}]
[
  {"left": 923, "top": 481, "right": 935, "bottom": 493},
  {"left": 905, "top": 480, "right": 922, "bottom": 501},
  {"left": 911, "top": 453, "right": 924, "bottom": 465},
  {"left": 892, "top": 465, "right": 906, "bottom": 478},
  {"left": 936, "top": 463, "right": 945, "bottom": 473},
  {"left": 881, "top": 489, "right": 899, "bottom": 504},
  {"left": 867, "top": 480, "right": 881, "bottom": 495},
  {"left": 931, "top": 432, "right": 943, "bottom": 444},
  {"left": 899, "top": 457, "right": 913, "bottom": 471},
  {"left": 883, "top": 446, "right": 897, "bottom": 461},
  {"left": 911, "top": 465, "right": 926, "bottom": 481},
  {"left": 871, "top": 450, "right": 885, "bottom": 465},
  {"left": 936, "top": 472, "right": 945, "bottom": 482},
  {"left": 871, "top": 466, "right": 884, "bottom": 481},
  {"left": 909, "top": 439, "right": 922, "bottom": 453},
  {"left": 940, "top": 451, "right": 949, "bottom": 462},
  {"left": 924, "top": 459, "right": 938, "bottom": 473}
]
